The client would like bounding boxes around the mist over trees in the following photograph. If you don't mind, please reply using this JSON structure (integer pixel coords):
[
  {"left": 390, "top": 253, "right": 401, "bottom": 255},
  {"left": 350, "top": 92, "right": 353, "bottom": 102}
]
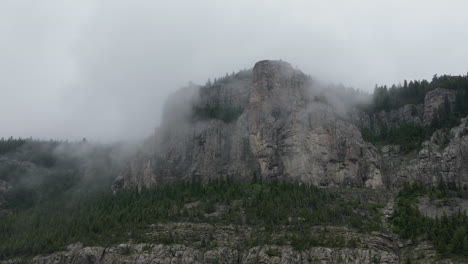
[
  {"left": 370, "top": 74, "right": 468, "bottom": 113},
  {"left": 362, "top": 74, "right": 468, "bottom": 152}
]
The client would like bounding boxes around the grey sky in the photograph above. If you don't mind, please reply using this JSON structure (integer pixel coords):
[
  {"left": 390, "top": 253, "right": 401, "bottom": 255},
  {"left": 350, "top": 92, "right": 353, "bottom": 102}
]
[{"left": 1, "top": 0, "right": 467, "bottom": 141}]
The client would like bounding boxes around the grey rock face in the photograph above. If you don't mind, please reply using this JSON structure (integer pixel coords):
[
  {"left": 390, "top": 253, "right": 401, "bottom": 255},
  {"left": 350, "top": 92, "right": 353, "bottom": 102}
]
[
  {"left": 376, "top": 104, "right": 423, "bottom": 128},
  {"left": 111, "top": 60, "right": 468, "bottom": 190},
  {"left": 423, "top": 88, "right": 456, "bottom": 125},
  {"left": 363, "top": 104, "right": 424, "bottom": 133},
  {"left": 8, "top": 231, "right": 457, "bottom": 264},
  {"left": 112, "top": 60, "right": 468, "bottom": 192},
  {"left": 353, "top": 88, "right": 455, "bottom": 133},
  {"left": 382, "top": 117, "right": 468, "bottom": 187},
  {"left": 417, "top": 196, "right": 468, "bottom": 219},
  {"left": 3, "top": 221, "right": 459, "bottom": 264},
  {"left": 113, "top": 60, "right": 383, "bottom": 191},
  {"left": 15, "top": 243, "right": 400, "bottom": 264},
  {"left": 349, "top": 86, "right": 465, "bottom": 188}
]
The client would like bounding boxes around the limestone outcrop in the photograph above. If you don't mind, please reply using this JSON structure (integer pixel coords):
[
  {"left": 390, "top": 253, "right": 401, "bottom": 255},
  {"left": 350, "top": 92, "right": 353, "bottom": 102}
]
[
  {"left": 382, "top": 117, "right": 468, "bottom": 188},
  {"left": 113, "top": 60, "right": 468, "bottom": 193},
  {"left": 113, "top": 60, "right": 383, "bottom": 191},
  {"left": 423, "top": 88, "right": 456, "bottom": 125},
  {"left": 5, "top": 223, "right": 458, "bottom": 264}
]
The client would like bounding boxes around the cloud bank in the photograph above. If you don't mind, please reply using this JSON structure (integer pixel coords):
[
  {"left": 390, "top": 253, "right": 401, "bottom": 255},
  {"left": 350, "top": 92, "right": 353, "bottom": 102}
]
[{"left": 1, "top": 0, "right": 467, "bottom": 141}]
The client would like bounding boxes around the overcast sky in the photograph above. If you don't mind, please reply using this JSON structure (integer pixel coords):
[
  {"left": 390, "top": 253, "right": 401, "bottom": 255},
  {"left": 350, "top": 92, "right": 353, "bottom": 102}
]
[{"left": 1, "top": 0, "right": 467, "bottom": 141}]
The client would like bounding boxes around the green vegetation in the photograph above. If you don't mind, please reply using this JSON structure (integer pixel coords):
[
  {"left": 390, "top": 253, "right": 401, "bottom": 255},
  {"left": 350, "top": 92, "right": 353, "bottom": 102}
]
[
  {"left": 190, "top": 69, "right": 252, "bottom": 123},
  {"left": 0, "top": 139, "right": 116, "bottom": 194},
  {"left": 264, "top": 248, "right": 282, "bottom": 257},
  {"left": 362, "top": 74, "right": 468, "bottom": 152},
  {"left": 291, "top": 230, "right": 347, "bottom": 251},
  {"left": 370, "top": 74, "right": 468, "bottom": 113},
  {"left": 0, "top": 177, "right": 383, "bottom": 260},
  {"left": 391, "top": 181, "right": 468, "bottom": 257},
  {"left": 0, "top": 137, "right": 26, "bottom": 155},
  {"left": 192, "top": 103, "right": 244, "bottom": 123},
  {"left": 361, "top": 123, "right": 427, "bottom": 153}
]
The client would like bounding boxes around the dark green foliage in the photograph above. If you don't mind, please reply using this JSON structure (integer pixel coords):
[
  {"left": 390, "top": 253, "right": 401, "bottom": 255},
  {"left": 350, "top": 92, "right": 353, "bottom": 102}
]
[
  {"left": 370, "top": 74, "right": 468, "bottom": 113},
  {"left": 192, "top": 104, "right": 244, "bottom": 123},
  {"left": 0, "top": 139, "right": 117, "bottom": 211},
  {"left": 363, "top": 73, "right": 468, "bottom": 152},
  {"left": 347, "top": 237, "right": 359, "bottom": 248},
  {"left": 264, "top": 248, "right": 282, "bottom": 257},
  {"left": 291, "top": 232, "right": 347, "bottom": 251},
  {"left": 192, "top": 69, "right": 252, "bottom": 123},
  {"left": 361, "top": 123, "right": 427, "bottom": 153},
  {"left": 1, "top": 139, "right": 62, "bottom": 169},
  {"left": 206, "top": 69, "right": 253, "bottom": 86},
  {"left": 0, "top": 139, "right": 62, "bottom": 183},
  {"left": 0, "top": 137, "right": 26, "bottom": 155},
  {"left": 0, "top": 178, "right": 383, "bottom": 260},
  {"left": 0, "top": 162, "right": 26, "bottom": 183},
  {"left": 371, "top": 80, "right": 429, "bottom": 113},
  {"left": 430, "top": 95, "right": 460, "bottom": 131},
  {"left": 4, "top": 170, "right": 81, "bottom": 210},
  {"left": 391, "top": 181, "right": 468, "bottom": 257}
]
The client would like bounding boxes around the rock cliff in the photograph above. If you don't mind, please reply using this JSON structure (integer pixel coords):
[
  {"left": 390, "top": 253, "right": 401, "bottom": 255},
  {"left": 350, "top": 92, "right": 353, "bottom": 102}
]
[
  {"left": 423, "top": 88, "right": 456, "bottom": 125},
  {"left": 382, "top": 117, "right": 468, "bottom": 187},
  {"left": 113, "top": 59, "right": 468, "bottom": 193},
  {"left": 354, "top": 88, "right": 456, "bottom": 133},
  {"left": 113, "top": 60, "right": 383, "bottom": 191},
  {"left": 7, "top": 224, "right": 458, "bottom": 264}
]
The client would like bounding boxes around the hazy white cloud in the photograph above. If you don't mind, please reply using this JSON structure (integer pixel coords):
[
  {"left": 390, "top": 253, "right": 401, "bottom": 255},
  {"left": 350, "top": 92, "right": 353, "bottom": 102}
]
[{"left": 1, "top": 0, "right": 467, "bottom": 141}]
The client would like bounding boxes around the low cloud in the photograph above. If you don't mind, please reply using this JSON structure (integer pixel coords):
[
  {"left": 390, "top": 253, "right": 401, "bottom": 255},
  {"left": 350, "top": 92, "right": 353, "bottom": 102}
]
[{"left": 1, "top": 0, "right": 467, "bottom": 141}]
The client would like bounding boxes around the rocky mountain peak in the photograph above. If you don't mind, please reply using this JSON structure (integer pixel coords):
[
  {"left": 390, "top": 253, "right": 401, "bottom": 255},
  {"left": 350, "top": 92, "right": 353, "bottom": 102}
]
[
  {"left": 253, "top": 60, "right": 295, "bottom": 81},
  {"left": 113, "top": 60, "right": 384, "bottom": 191},
  {"left": 250, "top": 60, "right": 309, "bottom": 105},
  {"left": 117, "top": 60, "right": 468, "bottom": 191}
]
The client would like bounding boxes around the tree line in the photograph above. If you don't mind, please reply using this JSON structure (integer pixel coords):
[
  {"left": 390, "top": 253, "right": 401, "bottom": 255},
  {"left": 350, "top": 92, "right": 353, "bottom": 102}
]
[
  {"left": 370, "top": 74, "right": 468, "bottom": 113},
  {"left": 362, "top": 74, "right": 468, "bottom": 153},
  {"left": 0, "top": 177, "right": 383, "bottom": 260}
]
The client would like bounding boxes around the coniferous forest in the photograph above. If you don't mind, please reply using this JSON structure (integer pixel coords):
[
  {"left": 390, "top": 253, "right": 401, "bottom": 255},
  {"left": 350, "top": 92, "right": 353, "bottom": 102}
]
[
  {"left": 391, "top": 182, "right": 468, "bottom": 257},
  {"left": 0, "top": 173, "right": 384, "bottom": 260},
  {"left": 361, "top": 74, "right": 468, "bottom": 153}
]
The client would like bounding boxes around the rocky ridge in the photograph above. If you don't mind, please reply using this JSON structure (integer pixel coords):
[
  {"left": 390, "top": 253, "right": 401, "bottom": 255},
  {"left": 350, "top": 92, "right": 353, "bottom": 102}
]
[
  {"left": 4, "top": 223, "right": 459, "bottom": 264},
  {"left": 113, "top": 60, "right": 467, "bottom": 191},
  {"left": 113, "top": 60, "right": 383, "bottom": 191},
  {"left": 354, "top": 88, "right": 456, "bottom": 132},
  {"left": 381, "top": 117, "right": 468, "bottom": 187}
]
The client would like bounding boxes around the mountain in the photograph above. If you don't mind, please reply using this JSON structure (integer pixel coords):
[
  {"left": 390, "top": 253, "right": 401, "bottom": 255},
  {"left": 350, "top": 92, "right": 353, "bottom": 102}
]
[
  {"left": 113, "top": 60, "right": 468, "bottom": 192},
  {"left": 113, "top": 60, "right": 383, "bottom": 191},
  {"left": 1, "top": 60, "right": 468, "bottom": 263}
]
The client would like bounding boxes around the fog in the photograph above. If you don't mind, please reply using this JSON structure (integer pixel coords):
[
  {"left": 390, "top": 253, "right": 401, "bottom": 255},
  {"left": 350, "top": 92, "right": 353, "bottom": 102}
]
[{"left": 1, "top": 0, "right": 467, "bottom": 141}]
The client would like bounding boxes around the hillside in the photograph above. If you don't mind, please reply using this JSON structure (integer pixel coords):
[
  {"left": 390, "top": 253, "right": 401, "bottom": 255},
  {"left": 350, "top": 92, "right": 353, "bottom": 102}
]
[{"left": 1, "top": 60, "right": 468, "bottom": 263}]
